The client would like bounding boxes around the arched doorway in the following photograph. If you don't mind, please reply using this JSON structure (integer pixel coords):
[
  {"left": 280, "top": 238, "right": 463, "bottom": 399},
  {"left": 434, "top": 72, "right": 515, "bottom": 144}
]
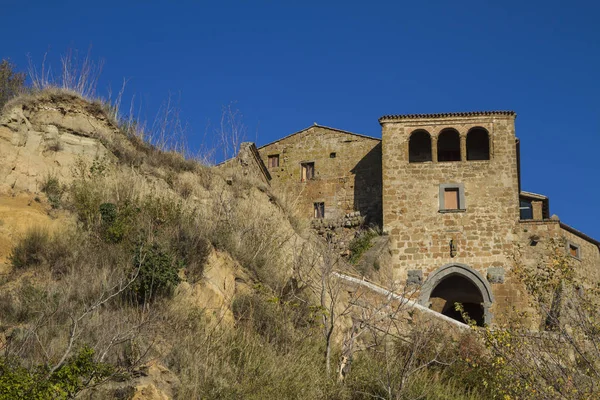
[{"left": 418, "top": 264, "right": 493, "bottom": 326}]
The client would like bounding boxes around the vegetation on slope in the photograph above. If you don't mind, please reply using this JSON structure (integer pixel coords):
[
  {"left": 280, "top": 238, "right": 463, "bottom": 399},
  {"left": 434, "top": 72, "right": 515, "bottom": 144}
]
[{"left": 0, "top": 57, "right": 599, "bottom": 400}]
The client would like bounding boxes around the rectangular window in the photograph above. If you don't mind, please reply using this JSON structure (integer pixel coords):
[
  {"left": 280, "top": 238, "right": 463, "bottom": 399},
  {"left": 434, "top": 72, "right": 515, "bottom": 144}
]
[
  {"left": 568, "top": 243, "right": 581, "bottom": 259},
  {"left": 268, "top": 154, "right": 279, "bottom": 168},
  {"left": 439, "top": 183, "right": 465, "bottom": 212},
  {"left": 301, "top": 162, "right": 315, "bottom": 182},
  {"left": 444, "top": 188, "right": 459, "bottom": 210},
  {"left": 314, "top": 202, "right": 325, "bottom": 218},
  {"left": 519, "top": 200, "right": 533, "bottom": 220}
]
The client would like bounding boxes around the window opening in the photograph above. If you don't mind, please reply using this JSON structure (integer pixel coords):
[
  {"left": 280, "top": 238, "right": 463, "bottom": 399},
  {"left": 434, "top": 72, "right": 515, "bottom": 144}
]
[
  {"left": 409, "top": 130, "right": 432, "bottom": 162},
  {"left": 437, "top": 129, "right": 461, "bottom": 162},
  {"left": 519, "top": 200, "right": 533, "bottom": 220},
  {"left": 268, "top": 154, "right": 279, "bottom": 168},
  {"left": 444, "top": 188, "right": 460, "bottom": 210},
  {"left": 439, "top": 184, "right": 465, "bottom": 211},
  {"left": 301, "top": 162, "right": 315, "bottom": 182},
  {"left": 330, "top": 152, "right": 336, "bottom": 158},
  {"left": 314, "top": 202, "right": 325, "bottom": 218},
  {"left": 568, "top": 243, "right": 580, "bottom": 259},
  {"left": 466, "top": 128, "right": 490, "bottom": 160},
  {"left": 529, "top": 235, "right": 540, "bottom": 246}
]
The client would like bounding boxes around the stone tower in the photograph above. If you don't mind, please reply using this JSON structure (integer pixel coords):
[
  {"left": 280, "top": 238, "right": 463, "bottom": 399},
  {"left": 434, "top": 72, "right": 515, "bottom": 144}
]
[{"left": 380, "top": 111, "right": 520, "bottom": 325}]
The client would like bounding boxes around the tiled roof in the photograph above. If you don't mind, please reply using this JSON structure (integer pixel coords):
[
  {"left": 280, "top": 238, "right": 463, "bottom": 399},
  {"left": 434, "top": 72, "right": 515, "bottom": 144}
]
[{"left": 379, "top": 111, "right": 516, "bottom": 122}]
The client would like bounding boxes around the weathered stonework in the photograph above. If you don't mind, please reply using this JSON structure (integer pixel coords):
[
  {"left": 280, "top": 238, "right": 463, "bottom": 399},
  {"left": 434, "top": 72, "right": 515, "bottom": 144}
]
[
  {"left": 487, "top": 267, "right": 505, "bottom": 284},
  {"left": 379, "top": 111, "right": 600, "bottom": 325},
  {"left": 257, "top": 125, "right": 382, "bottom": 225},
  {"left": 231, "top": 112, "right": 600, "bottom": 327}
]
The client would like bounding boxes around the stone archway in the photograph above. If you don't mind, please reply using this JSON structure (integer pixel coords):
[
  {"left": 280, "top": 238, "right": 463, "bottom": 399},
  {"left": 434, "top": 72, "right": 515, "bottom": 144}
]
[{"left": 418, "top": 263, "right": 493, "bottom": 326}]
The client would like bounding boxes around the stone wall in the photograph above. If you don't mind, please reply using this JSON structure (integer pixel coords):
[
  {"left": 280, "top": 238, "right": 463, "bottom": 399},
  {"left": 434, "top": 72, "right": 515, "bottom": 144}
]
[
  {"left": 257, "top": 125, "right": 382, "bottom": 225},
  {"left": 516, "top": 219, "right": 600, "bottom": 283},
  {"left": 380, "top": 113, "right": 523, "bottom": 322},
  {"left": 240, "top": 113, "right": 600, "bottom": 327}
]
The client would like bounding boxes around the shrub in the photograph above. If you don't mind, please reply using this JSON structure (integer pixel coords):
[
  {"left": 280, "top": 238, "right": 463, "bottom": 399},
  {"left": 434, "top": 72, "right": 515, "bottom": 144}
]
[
  {"left": 0, "top": 59, "right": 26, "bottom": 110},
  {"left": 99, "top": 202, "right": 137, "bottom": 243},
  {"left": 127, "top": 242, "right": 182, "bottom": 305},
  {"left": 0, "top": 280, "right": 55, "bottom": 324},
  {"left": 348, "top": 229, "right": 378, "bottom": 264},
  {"left": 41, "top": 175, "right": 65, "bottom": 209},
  {"left": 70, "top": 175, "right": 103, "bottom": 229},
  {"left": 171, "top": 225, "right": 210, "bottom": 283},
  {"left": 0, "top": 346, "right": 114, "bottom": 399},
  {"left": 232, "top": 292, "right": 300, "bottom": 350},
  {"left": 9, "top": 228, "right": 50, "bottom": 269}
]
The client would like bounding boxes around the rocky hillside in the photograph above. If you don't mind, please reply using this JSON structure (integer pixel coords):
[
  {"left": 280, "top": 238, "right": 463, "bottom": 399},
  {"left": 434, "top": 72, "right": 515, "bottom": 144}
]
[
  {"left": 0, "top": 90, "right": 328, "bottom": 398},
  {"left": 2, "top": 88, "right": 589, "bottom": 400}
]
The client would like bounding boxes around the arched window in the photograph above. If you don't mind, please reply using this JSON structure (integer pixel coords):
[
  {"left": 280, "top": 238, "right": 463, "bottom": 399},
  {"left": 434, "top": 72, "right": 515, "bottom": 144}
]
[
  {"left": 437, "top": 129, "right": 461, "bottom": 162},
  {"left": 408, "top": 130, "right": 432, "bottom": 163},
  {"left": 466, "top": 128, "right": 490, "bottom": 160}
]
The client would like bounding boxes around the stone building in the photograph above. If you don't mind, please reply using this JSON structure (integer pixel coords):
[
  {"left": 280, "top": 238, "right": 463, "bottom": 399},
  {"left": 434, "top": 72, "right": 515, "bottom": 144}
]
[
  {"left": 231, "top": 112, "right": 600, "bottom": 327},
  {"left": 256, "top": 124, "right": 382, "bottom": 225}
]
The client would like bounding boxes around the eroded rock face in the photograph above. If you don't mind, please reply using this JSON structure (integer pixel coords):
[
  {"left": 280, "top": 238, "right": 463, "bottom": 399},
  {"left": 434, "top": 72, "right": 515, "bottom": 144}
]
[
  {"left": 0, "top": 93, "right": 121, "bottom": 194},
  {"left": 83, "top": 360, "right": 180, "bottom": 400}
]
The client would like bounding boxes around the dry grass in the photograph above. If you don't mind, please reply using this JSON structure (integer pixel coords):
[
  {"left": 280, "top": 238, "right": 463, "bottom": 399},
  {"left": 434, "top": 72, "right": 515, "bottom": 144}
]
[{"left": 0, "top": 63, "right": 500, "bottom": 398}]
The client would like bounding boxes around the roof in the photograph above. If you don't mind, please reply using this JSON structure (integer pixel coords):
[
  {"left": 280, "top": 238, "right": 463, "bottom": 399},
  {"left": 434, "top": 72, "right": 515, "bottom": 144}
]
[
  {"left": 257, "top": 124, "right": 380, "bottom": 150},
  {"left": 520, "top": 191, "right": 548, "bottom": 201},
  {"left": 379, "top": 111, "right": 516, "bottom": 123},
  {"left": 560, "top": 222, "right": 600, "bottom": 251},
  {"left": 520, "top": 190, "right": 550, "bottom": 219}
]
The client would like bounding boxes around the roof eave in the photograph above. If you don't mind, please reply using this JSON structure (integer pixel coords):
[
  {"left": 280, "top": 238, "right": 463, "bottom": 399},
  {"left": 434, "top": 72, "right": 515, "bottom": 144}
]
[
  {"left": 559, "top": 222, "right": 600, "bottom": 251},
  {"left": 257, "top": 124, "right": 380, "bottom": 150},
  {"left": 379, "top": 111, "right": 517, "bottom": 124}
]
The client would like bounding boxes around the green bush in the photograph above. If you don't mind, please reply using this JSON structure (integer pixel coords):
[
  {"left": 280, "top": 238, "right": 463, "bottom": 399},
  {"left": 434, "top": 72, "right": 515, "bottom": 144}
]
[
  {"left": 127, "top": 242, "right": 182, "bottom": 305},
  {"left": 348, "top": 229, "right": 378, "bottom": 264},
  {"left": 0, "top": 346, "right": 114, "bottom": 399},
  {"left": 40, "top": 176, "right": 65, "bottom": 209},
  {"left": 99, "top": 202, "right": 137, "bottom": 243},
  {"left": 9, "top": 228, "right": 50, "bottom": 269},
  {"left": 70, "top": 180, "right": 103, "bottom": 228}
]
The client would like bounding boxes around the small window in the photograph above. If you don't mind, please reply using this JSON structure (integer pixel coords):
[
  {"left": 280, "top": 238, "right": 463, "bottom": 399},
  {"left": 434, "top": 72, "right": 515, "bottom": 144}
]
[
  {"left": 268, "top": 154, "right": 279, "bottom": 168},
  {"left": 330, "top": 152, "right": 336, "bottom": 158},
  {"left": 444, "top": 188, "right": 459, "bottom": 209},
  {"left": 568, "top": 243, "right": 581, "bottom": 259},
  {"left": 529, "top": 235, "right": 540, "bottom": 247},
  {"left": 301, "top": 162, "right": 315, "bottom": 182},
  {"left": 519, "top": 200, "right": 533, "bottom": 220},
  {"left": 439, "top": 183, "right": 465, "bottom": 211},
  {"left": 314, "top": 202, "right": 325, "bottom": 218}
]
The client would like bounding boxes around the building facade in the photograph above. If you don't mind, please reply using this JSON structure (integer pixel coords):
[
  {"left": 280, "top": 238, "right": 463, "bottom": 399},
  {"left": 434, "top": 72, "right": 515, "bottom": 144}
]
[
  {"left": 257, "top": 125, "right": 382, "bottom": 225},
  {"left": 237, "top": 112, "right": 600, "bottom": 326}
]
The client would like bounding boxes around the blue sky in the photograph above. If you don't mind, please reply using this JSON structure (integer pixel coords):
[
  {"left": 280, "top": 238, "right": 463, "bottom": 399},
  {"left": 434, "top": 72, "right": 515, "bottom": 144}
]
[{"left": 1, "top": 0, "right": 599, "bottom": 239}]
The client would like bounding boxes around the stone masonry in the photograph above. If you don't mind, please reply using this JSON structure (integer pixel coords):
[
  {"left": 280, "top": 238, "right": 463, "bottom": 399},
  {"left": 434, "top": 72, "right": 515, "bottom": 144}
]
[
  {"left": 230, "top": 112, "right": 600, "bottom": 327},
  {"left": 257, "top": 125, "right": 382, "bottom": 225}
]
